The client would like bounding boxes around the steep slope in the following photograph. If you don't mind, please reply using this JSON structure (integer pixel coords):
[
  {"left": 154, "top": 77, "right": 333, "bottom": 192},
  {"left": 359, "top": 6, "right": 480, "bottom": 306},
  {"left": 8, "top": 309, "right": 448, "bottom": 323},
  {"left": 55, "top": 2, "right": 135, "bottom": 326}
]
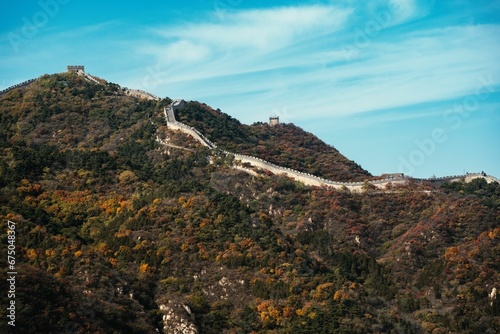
[
  {"left": 174, "top": 101, "right": 371, "bottom": 181},
  {"left": 0, "top": 73, "right": 498, "bottom": 333}
]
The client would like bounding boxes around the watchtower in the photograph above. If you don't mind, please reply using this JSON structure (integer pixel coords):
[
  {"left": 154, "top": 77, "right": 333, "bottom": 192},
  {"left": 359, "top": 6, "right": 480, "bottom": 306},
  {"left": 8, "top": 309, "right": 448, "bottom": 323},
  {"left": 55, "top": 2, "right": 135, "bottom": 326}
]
[
  {"left": 269, "top": 116, "right": 279, "bottom": 126},
  {"left": 173, "top": 99, "right": 186, "bottom": 111},
  {"left": 66, "top": 65, "right": 85, "bottom": 73}
]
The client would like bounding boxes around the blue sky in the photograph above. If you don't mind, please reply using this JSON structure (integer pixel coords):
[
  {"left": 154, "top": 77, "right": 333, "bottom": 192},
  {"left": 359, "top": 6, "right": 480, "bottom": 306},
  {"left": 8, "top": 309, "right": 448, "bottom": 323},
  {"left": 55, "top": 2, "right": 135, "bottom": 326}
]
[{"left": 1, "top": 0, "right": 499, "bottom": 178}]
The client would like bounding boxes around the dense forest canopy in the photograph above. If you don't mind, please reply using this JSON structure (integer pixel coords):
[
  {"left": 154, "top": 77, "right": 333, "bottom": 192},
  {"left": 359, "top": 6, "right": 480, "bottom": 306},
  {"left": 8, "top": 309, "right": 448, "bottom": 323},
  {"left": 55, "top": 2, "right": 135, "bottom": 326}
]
[{"left": 0, "top": 74, "right": 498, "bottom": 333}]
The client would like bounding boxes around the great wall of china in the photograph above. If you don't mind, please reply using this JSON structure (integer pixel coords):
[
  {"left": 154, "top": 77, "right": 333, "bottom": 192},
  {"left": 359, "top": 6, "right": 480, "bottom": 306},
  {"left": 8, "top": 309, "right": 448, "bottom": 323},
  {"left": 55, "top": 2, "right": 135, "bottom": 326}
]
[
  {"left": 0, "top": 78, "right": 37, "bottom": 96},
  {"left": 160, "top": 101, "right": 499, "bottom": 191},
  {"left": 0, "top": 67, "right": 160, "bottom": 102},
  {"left": 163, "top": 101, "right": 217, "bottom": 149},
  {"left": 1, "top": 69, "right": 497, "bottom": 191}
]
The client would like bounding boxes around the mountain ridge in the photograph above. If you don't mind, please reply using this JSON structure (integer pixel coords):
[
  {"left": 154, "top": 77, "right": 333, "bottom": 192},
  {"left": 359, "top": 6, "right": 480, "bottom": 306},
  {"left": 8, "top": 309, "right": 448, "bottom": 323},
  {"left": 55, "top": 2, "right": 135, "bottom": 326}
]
[
  {"left": 2, "top": 70, "right": 497, "bottom": 185},
  {"left": 0, "top": 69, "right": 499, "bottom": 333}
]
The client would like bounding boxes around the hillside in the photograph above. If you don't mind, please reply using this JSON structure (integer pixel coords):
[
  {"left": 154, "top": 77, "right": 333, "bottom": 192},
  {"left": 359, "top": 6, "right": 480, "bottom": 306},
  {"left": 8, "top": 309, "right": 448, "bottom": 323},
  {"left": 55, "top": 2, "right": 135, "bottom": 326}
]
[
  {"left": 174, "top": 102, "right": 371, "bottom": 182},
  {"left": 0, "top": 72, "right": 499, "bottom": 334}
]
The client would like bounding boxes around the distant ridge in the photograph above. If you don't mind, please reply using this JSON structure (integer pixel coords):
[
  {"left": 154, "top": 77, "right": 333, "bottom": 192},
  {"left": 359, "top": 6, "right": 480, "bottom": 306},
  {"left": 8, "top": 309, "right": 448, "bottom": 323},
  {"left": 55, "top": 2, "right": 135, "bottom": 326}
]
[
  {"left": 159, "top": 100, "right": 499, "bottom": 191},
  {"left": 1, "top": 68, "right": 497, "bottom": 189}
]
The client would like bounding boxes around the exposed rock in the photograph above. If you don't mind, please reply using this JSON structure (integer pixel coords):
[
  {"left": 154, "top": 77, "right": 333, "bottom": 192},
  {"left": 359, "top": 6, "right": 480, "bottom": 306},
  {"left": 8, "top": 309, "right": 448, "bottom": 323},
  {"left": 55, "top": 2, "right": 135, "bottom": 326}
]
[{"left": 158, "top": 301, "right": 197, "bottom": 334}]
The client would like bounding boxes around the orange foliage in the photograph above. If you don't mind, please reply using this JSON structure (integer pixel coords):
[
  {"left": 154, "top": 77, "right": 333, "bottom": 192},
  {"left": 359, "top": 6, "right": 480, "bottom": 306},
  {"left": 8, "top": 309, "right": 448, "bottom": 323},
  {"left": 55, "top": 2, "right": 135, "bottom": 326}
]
[
  {"left": 333, "top": 290, "right": 349, "bottom": 301},
  {"left": 256, "top": 300, "right": 283, "bottom": 326},
  {"left": 139, "top": 263, "right": 149, "bottom": 273},
  {"left": 26, "top": 248, "right": 38, "bottom": 260}
]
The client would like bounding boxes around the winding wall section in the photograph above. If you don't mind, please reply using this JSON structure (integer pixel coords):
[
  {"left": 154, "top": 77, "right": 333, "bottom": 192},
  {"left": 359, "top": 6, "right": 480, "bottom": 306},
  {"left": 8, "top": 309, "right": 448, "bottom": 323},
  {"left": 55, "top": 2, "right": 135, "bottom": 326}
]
[
  {"left": 0, "top": 78, "right": 37, "bottom": 95},
  {"left": 162, "top": 101, "right": 411, "bottom": 191},
  {"left": 161, "top": 100, "right": 499, "bottom": 191}
]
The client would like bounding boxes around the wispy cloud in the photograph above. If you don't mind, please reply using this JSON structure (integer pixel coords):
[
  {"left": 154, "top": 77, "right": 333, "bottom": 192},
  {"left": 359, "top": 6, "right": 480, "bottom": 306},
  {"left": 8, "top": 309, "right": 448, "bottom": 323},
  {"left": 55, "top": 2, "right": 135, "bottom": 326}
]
[
  {"left": 154, "top": 5, "right": 352, "bottom": 53},
  {"left": 130, "top": 10, "right": 499, "bottom": 124}
]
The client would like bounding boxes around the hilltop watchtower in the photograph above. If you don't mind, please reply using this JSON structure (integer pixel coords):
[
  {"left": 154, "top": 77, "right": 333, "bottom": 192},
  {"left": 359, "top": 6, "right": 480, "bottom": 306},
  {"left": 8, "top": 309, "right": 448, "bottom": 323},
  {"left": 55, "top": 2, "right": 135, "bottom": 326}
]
[
  {"left": 66, "top": 65, "right": 85, "bottom": 73},
  {"left": 173, "top": 99, "right": 186, "bottom": 111},
  {"left": 269, "top": 116, "right": 280, "bottom": 126}
]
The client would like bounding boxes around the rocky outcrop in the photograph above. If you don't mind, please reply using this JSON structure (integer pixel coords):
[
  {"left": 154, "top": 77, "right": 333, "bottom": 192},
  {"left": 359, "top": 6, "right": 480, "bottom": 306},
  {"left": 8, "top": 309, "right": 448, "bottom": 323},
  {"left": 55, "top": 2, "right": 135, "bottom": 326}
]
[{"left": 157, "top": 301, "right": 198, "bottom": 334}]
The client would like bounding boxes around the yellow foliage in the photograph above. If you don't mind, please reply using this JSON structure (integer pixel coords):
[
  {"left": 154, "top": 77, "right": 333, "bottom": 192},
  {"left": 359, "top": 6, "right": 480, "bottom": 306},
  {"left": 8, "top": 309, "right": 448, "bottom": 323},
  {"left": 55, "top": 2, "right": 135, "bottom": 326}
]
[
  {"left": 296, "top": 308, "right": 306, "bottom": 316},
  {"left": 199, "top": 218, "right": 210, "bottom": 228},
  {"left": 139, "top": 263, "right": 149, "bottom": 273},
  {"left": 101, "top": 198, "right": 117, "bottom": 215},
  {"left": 334, "top": 290, "right": 349, "bottom": 301},
  {"left": 109, "top": 258, "right": 117, "bottom": 266},
  {"left": 56, "top": 266, "right": 68, "bottom": 277},
  {"left": 489, "top": 228, "right": 500, "bottom": 239},
  {"left": 26, "top": 248, "right": 37, "bottom": 260},
  {"left": 97, "top": 242, "right": 109, "bottom": 254},
  {"left": 181, "top": 195, "right": 199, "bottom": 209},
  {"left": 239, "top": 238, "right": 254, "bottom": 249},
  {"left": 215, "top": 214, "right": 224, "bottom": 224},
  {"left": 45, "top": 249, "right": 56, "bottom": 257},
  {"left": 444, "top": 246, "right": 459, "bottom": 261},
  {"left": 17, "top": 179, "right": 41, "bottom": 194},
  {"left": 256, "top": 300, "right": 282, "bottom": 326},
  {"left": 115, "top": 229, "right": 131, "bottom": 238},
  {"left": 314, "top": 282, "right": 335, "bottom": 299},
  {"left": 6, "top": 213, "right": 21, "bottom": 220},
  {"left": 74, "top": 250, "right": 83, "bottom": 258},
  {"left": 118, "top": 170, "right": 138, "bottom": 184},
  {"left": 283, "top": 306, "right": 295, "bottom": 318}
]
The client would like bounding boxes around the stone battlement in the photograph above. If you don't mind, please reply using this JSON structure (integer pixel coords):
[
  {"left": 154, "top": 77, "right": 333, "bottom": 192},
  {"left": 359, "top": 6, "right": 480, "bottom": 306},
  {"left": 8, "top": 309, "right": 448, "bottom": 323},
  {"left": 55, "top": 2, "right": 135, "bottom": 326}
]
[
  {"left": 67, "top": 65, "right": 85, "bottom": 73},
  {"left": 0, "top": 78, "right": 37, "bottom": 96},
  {"left": 159, "top": 100, "right": 498, "bottom": 192}
]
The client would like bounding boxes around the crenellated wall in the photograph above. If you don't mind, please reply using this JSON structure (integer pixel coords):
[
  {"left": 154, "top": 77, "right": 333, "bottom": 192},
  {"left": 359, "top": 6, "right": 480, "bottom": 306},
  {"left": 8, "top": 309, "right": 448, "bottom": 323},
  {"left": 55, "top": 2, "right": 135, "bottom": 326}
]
[
  {"left": 159, "top": 100, "right": 498, "bottom": 192},
  {"left": 164, "top": 104, "right": 216, "bottom": 149},
  {"left": 3, "top": 74, "right": 496, "bottom": 191},
  {"left": 226, "top": 152, "right": 408, "bottom": 191},
  {"left": 0, "top": 78, "right": 37, "bottom": 96},
  {"left": 124, "top": 88, "right": 160, "bottom": 101},
  {"left": 161, "top": 102, "right": 410, "bottom": 191}
]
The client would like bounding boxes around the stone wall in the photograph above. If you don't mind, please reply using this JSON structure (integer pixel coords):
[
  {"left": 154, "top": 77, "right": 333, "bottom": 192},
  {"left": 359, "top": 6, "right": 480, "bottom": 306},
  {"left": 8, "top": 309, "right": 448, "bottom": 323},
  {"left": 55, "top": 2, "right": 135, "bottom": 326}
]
[
  {"left": 163, "top": 105, "right": 216, "bottom": 149},
  {"left": 161, "top": 100, "right": 499, "bottom": 192},
  {"left": 66, "top": 65, "right": 85, "bottom": 72},
  {"left": 227, "top": 152, "right": 408, "bottom": 192},
  {"left": 0, "top": 78, "right": 37, "bottom": 96}
]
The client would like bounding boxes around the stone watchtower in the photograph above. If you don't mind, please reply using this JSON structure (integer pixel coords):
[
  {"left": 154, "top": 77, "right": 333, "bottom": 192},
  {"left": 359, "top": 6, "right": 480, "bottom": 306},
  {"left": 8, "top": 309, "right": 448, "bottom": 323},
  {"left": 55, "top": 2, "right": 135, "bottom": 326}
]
[
  {"left": 66, "top": 65, "right": 85, "bottom": 73},
  {"left": 269, "top": 116, "right": 280, "bottom": 126}
]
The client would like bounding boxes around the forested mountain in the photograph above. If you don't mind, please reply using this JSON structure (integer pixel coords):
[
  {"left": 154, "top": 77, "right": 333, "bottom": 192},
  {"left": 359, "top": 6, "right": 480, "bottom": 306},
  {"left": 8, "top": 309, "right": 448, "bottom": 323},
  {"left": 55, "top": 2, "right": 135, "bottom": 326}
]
[
  {"left": 0, "top": 73, "right": 498, "bottom": 333},
  {"left": 174, "top": 102, "right": 370, "bottom": 182}
]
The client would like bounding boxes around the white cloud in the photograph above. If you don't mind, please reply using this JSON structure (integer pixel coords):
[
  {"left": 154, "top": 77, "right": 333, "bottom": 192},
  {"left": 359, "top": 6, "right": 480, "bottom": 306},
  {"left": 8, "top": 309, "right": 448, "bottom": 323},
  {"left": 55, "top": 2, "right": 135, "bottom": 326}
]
[
  {"left": 118, "top": 3, "right": 500, "bottom": 131},
  {"left": 388, "top": 0, "right": 419, "bottom": 23},
  {"left": 146, "top": 5, "right": 352, "bottom": 62}
]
